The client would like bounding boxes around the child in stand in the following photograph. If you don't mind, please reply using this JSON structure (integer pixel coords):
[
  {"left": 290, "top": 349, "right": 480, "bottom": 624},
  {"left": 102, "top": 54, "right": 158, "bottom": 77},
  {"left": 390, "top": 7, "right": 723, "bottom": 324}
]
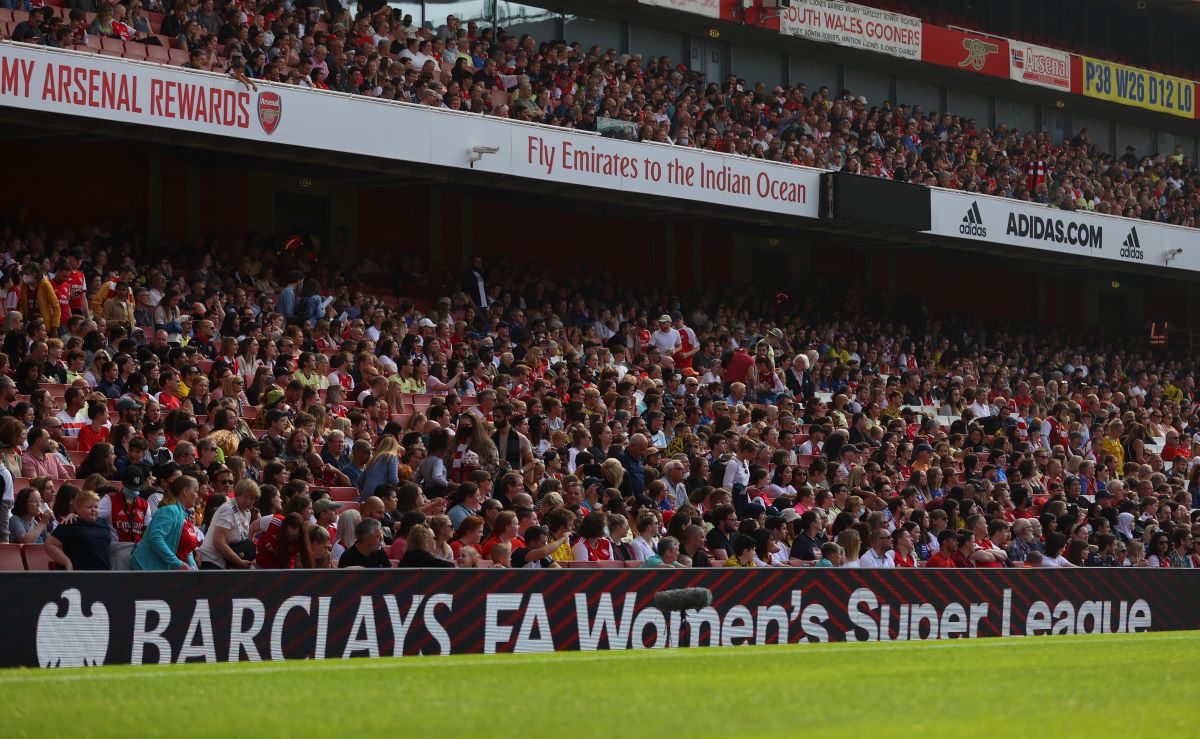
[{"left": 814, "top": 541, "right": 844, "bottom": 568}]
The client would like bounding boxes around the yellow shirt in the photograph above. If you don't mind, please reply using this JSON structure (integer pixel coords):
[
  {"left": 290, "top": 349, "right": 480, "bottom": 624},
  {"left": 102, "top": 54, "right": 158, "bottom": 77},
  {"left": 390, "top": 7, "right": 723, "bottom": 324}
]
[
  {"left": 551, "top": 539, "right": 573, "bottom": 562},
  {"left": 723, "top": 556, "right": 756, "bottom": 567},
  {"left": 1100, "top": 436, "right": 1124, "bottom": 475}
]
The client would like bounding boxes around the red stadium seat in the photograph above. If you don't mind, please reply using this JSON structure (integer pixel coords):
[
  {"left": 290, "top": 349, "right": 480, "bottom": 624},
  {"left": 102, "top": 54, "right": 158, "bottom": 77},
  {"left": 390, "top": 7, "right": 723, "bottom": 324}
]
[
  {"left": 84, "top": 34, "right": 101, "bottom": 49},
  {"left": 21, "top": 544, "right": 53, "bottom": 571},
  {"left": 67, "top": 450, "right": 88, "bottom": 466},
  {"left": 338, "top": 502, "right": 361, "bottom": 513},
  {"left": 145, "top": 44, "right": 170, "bottom": 63},
  {"left": 99, "top": 49, "right": 124, "bottom": 58},
  {"left": 328, "top": 487, "right": 358, "bottom": 502},
  {"left": 167, "top": 48, "right": 188, "bottom": 65},
  {"left": 124, "top": 43, "right": 148, "bottom": 60},
  {"left": 100, "top": 36, "right": 124, "bottom": 52},
  {"left": 10, "top": 9, "right": 27, "bottom": 23},
  {"left": 0, "top": 544, "right": 24, "bottom": 571},
  {"left": 0, "top": 9, "right": 13, "bottom": 24}
]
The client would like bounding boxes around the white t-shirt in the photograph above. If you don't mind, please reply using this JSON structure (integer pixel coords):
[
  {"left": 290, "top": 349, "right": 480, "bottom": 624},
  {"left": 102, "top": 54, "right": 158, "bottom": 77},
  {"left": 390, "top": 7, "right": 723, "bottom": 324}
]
[
  {"left": 630, "top": 537, "right": 655, "bottom": 562},
  {"left": 56, "top": 408, "right": 88, "bottom": 437},
  {"left": 1042, "top": 555, "right": 1071, "bottom": 567},
  {"left": 649, "top": 327, "right": 681, "bottom": 353},
  {"left": 196, "top": 500, "right": 251, "bottom": 568}
]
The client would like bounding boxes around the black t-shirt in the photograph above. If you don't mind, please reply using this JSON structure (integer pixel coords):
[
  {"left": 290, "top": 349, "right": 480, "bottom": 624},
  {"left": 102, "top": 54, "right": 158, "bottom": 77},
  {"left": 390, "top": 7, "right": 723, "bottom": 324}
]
[
  {"left": 790, "top": 532, "right": 824, "bottom": 561},
  {"left": 397, "top": 549, "right": 455, "bottom": 568},
  {"left": 51, "top": 520, "right": 111, "bottom": 570},
  {"left": 337, "top": 545, "right": 392, "bottom": 568},
  {"left": 705, "top": 527, "right": 734, "bottom": 558},
  {"left": 511, "top": 546, "right": 552, "bottom": 568}
]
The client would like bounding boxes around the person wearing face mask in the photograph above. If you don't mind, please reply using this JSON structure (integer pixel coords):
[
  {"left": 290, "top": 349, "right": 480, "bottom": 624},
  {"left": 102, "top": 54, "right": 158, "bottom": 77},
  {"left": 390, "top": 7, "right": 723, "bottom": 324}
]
[
  {"left": 18, "top": 265, "right": 60, "bottom": 335},
  {"left": 143, "top": 422, "right": 173, "bottom": 468},
  {"left": 97, "top": 477, "right": 150, "bottom": 571}
]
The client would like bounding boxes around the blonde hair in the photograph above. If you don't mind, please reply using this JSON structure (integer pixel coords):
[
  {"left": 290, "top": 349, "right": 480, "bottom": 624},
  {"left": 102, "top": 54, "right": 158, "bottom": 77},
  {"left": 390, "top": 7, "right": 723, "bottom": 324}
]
[
  {"left": 836, "top": 529, "right": 861, "bottom": 561},
  {"left": 362, "top": 435, "right": 402, "bottom": 476},
  {"left": 406, "top": 523, "right": 435, "bottom": 553},
  {"left": 73, "top": 490, "right": 101, "bottom": 510},
  {"left": 161, "top": 475, "right": 199, "bottom": 508}
]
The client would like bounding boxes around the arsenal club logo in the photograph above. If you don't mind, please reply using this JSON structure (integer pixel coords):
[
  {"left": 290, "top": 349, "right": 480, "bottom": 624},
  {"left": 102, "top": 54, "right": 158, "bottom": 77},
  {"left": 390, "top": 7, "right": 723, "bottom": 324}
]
[
  {"left": 958, "top": 37, "right": 999, "bottom": 71},
  {"left": 257, "top": 91, "right": 282, "bottom": 135}
]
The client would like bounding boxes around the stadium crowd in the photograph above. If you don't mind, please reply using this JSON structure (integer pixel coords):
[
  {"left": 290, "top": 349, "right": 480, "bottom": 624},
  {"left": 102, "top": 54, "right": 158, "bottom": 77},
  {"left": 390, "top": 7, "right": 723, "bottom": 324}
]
[
  {"left": 2, "top": 3, "right": 1197, "bottom": 226},
  {"left": 0, "top": 209, "right": 1198, "bottom": 573}
]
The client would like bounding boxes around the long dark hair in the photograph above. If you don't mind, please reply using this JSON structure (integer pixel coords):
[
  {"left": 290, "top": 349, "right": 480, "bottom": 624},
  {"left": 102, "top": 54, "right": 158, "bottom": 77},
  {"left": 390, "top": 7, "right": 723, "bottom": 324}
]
[{"left": 277, "top": 512, "right": 314, "bottom": 568}]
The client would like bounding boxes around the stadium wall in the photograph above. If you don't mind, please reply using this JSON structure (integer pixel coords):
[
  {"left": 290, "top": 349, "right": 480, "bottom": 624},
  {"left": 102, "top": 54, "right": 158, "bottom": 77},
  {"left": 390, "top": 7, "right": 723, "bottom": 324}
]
[{"left": 5, "top": 569, "right": 1198, "bottom": 668}]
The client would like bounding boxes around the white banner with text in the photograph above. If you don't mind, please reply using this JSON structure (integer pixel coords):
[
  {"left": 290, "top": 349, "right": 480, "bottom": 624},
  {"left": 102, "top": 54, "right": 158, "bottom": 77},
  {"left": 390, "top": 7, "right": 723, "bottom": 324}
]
[
  {"left": 779, "top": 0, "right": 922, "bottom": 60},
  {"left": 927, "top": 189, "right": 1200, "bottom": 272},
  {"left": 0, "top": 42, "right": 819, "bottom": 219}
]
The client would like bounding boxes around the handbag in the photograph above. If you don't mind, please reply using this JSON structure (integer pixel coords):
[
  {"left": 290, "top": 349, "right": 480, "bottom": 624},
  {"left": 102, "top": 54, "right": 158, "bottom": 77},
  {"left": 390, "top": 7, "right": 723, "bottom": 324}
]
[{"left": 230, "top": 538, "right": 257, "bottom": 562}]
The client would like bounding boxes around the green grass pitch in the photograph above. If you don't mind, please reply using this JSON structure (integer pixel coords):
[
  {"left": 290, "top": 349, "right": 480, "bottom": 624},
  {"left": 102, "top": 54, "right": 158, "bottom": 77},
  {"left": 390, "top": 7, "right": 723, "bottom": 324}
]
[{"left": 2, "top": 631, "right": 1195, "bottom": 738}]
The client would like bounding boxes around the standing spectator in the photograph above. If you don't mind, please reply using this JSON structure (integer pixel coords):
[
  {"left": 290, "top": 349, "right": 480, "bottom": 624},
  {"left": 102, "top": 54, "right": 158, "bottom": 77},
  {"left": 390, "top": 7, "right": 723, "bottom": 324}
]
[{"left": 131, "top": 476, "right": 201, "bottom": 571}]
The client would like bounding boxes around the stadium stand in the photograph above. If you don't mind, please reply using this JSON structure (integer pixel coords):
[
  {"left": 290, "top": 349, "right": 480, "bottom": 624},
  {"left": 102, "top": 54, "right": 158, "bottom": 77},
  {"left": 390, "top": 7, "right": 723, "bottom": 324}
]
[
  {"left": 1, "top": 3, "right": 1195, "bottom": 226},
  {"left": 0, "top": 1, "right": 1198, "bottom": 575},
  {"left": 0, "top": 205, "right": 1195, "bottom": 571}
]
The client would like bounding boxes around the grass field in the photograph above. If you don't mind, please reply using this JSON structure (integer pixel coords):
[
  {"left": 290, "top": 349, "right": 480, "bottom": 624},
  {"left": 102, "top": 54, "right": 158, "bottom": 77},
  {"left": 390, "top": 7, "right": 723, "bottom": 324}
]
[{"left": 2, "top": 631, "right": 1196, "bottom": 737}]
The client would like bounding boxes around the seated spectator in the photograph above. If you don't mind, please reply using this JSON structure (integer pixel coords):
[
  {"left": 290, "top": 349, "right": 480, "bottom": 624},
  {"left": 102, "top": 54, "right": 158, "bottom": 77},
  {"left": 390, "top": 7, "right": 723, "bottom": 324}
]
[
  {"left": 45, "top": 490, "right": 111, "bottom": 571},
  {"left": 397, "top": 523, "right": 455, "bottom": 568}
]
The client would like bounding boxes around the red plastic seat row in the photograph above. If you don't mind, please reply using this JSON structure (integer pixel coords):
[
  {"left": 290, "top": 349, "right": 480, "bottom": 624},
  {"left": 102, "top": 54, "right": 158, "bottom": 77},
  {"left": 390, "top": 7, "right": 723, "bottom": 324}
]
[{"left": 0, "top": 543, "right": 54, "bottom": 571}]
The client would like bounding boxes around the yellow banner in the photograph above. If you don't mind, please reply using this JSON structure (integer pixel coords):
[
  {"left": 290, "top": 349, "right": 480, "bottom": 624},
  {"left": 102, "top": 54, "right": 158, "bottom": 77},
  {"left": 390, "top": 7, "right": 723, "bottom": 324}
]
[{"left": 1081, "top": 57, "right": 1196, "bottom": 118}]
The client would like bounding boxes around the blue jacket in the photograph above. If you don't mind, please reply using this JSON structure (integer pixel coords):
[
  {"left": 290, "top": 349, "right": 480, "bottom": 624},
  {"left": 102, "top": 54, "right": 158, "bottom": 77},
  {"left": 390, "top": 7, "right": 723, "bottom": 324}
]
[
  {"left": 130, "top": 503, "right": 192, "bottom": 571},
  {"left": 355, "top": 457, "right": 398, "bottom": 501}
]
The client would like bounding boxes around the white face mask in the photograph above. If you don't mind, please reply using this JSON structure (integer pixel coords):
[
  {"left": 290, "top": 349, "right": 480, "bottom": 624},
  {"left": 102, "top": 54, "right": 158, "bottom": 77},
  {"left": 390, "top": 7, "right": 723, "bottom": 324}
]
[{"left": 22, "top": 275, "right": 32, "bottom": 284}]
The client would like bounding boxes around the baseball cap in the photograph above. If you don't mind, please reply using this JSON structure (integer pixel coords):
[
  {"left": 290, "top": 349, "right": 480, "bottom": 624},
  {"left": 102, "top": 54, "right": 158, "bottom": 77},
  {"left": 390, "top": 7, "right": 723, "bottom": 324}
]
[
  {"left": 116, "top": 397, "right": 144, "bottom": 412},
  {"left": 237, "top": 436, "right": 263, "bottom": 452},
  {"left": 915, "top": 443, "right": 934, "bottom": 454},
  {"left": 261, "top": 387, "right": 285, "bottom": 406},
  {"left": 657, "top": 314, "right": 671, "bottom": 323},
  {"left": 266, "top": 409, "right": 289, "bottom": 425},
  {"left": 582, "top": 477, "right": 603, "bottom": 490},
  {"left": 313, "top": 498, "right": 343, "bottom": 514},
  {"left": 418, "top": 318, "right": 436, "bottom": 328},
  {"left": 778, "top": 508, "right": 801, "bottom": 523},
  {"left": 120, "top": 464, "right": 151, "bottom": 491}
]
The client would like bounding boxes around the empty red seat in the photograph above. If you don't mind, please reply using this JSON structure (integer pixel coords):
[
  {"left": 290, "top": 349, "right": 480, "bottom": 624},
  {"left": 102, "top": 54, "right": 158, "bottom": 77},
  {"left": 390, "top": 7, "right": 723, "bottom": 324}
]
[
  {"left": 0, "top": 9, "right": 14, "bottom": 23},
  {"left": 328, "top": 487, "right": 358, "bottom": 502},
  {"left": 124, "top": 43, "right": 148, "bottom": 60},
  {"left": 21, "top": 544, "right": 52, "bottom": 571},
  {"left": 100, "top": 36, "right": 124, "bottom": 52},
  {"left": 167, "top": 48, "right": 188, "bottom": 65},
  {"left": 84, "top": 34, "right": 101, "bottom": 49},
  {"left": 10, "top": 9, "right": 27, "bottom": 23},
  {"left": 99, "top": 49, "right": 123, "bottom": 58},
  {"left": 0, "top": 544, "right": 24, "bottom": 571}
]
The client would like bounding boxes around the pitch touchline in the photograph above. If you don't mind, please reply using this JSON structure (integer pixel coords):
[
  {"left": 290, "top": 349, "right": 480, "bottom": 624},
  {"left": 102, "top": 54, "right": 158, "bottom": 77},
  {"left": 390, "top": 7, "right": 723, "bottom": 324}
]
[{"left": 1, "top": 632, "right": 1193, "bottom": 684}]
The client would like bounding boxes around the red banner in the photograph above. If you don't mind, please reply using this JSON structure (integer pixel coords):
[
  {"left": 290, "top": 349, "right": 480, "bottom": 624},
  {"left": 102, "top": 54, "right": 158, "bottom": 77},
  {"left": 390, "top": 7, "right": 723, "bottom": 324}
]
[{"left": 919, "top": 24, "right": 1009, "bottom": 79}]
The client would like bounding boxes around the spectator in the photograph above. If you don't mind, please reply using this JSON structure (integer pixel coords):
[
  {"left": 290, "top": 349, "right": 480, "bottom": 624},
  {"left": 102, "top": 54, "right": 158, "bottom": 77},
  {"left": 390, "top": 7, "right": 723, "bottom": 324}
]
[
  {"left": 130, "top": 475, "right": 201, "bottom": 571},
  {"left": 44, "top": 490, "right": 110, "bottom": 570},
  {"left": 397, "top": 523, "right": 455, "bottom": 568},
  {"left": 338, "top": 518, "right": 392, "bottom": 568}
]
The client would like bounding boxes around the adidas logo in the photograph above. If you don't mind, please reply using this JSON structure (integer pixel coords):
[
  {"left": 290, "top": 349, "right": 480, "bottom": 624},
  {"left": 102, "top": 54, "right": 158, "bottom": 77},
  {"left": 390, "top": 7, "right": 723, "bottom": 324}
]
[
  {"left": 959, "top": 201, "right": 987, "bottom": 236},
  {"left": 1120, "top": 228, "right": 1144, "bottom": 260}
]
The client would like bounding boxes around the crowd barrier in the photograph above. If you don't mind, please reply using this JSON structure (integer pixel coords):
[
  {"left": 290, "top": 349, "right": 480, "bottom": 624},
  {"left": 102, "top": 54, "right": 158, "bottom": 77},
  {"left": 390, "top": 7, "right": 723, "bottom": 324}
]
[{"left": 4, "top": 568, "right": 1197, "bottom": 668}]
